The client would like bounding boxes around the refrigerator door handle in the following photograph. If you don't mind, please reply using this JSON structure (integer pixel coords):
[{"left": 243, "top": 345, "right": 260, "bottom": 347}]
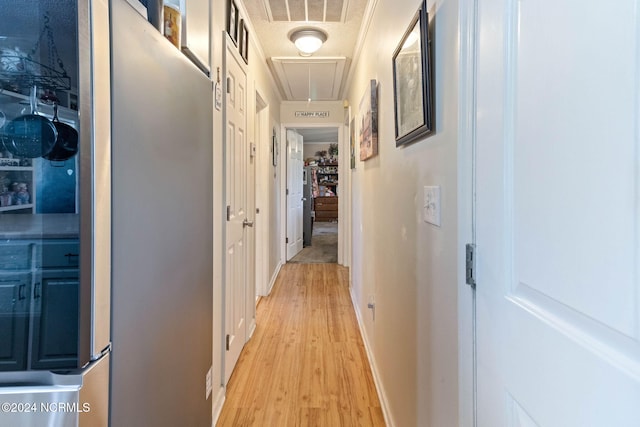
[{"left": 33, "top": 282, "right": 41, "bottom": 299}]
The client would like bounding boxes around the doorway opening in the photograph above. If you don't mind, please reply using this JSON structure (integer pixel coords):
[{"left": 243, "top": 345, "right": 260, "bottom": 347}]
[{"left": 285, "top": 126, "right": 341, "bottom": 264}]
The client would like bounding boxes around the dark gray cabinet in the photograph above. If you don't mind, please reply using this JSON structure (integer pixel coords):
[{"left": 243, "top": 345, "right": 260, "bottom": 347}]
[
  {"left": 31, "top": 273, "right": 79, "bottom": 370},
  {"left": 0, "top": 275, "right": 30, "bottom": 371},
  {"left": 0, "top": 240, "right": 79, "bottom": 371}
]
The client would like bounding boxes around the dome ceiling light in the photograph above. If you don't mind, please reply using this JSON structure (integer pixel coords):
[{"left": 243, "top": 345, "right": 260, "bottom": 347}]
[{"left": 289, "top": 28, "right": 328, "bottom": 57}]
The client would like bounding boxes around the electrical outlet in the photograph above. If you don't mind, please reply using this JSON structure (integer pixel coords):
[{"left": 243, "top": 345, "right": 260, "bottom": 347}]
[
  {"left": 205, "top": 367, "right": 212, "bottom": 399},
  {"left": 367, "top": 295, "right": 376, "bottom": 321},
  {"left": 423, "top": 186, "right": 441, "bottom": 226}
]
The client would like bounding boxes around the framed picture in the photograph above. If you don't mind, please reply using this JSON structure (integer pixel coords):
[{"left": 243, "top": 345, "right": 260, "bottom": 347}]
[
  {"left": 392, "top": 0, "right": 433, "bottom": 146},
  {"left": 272, "top": 128, "right": 278, "bottom": 167},
  {"left": 238, "top": 19, "right": 245, "bottom": 57},
  {"left": 240, "top": 21, "right": 249, "bottom": 64},
  {"left": 227, "top": 0, "right": 239, "bottom": 45},
  {"left": 350, "top": 118, "right": 356, "bottom": 169},
  {"left": 359, "top": 79, "right": 378, "bottom": 161}
]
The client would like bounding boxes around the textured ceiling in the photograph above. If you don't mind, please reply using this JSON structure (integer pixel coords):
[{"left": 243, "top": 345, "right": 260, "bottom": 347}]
[{"left": 243, "top": 0, "right": 369, "bottom": 101}]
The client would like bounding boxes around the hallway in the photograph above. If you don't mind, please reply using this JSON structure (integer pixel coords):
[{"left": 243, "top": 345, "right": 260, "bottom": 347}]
[{"left": 216, "top": 264, "right": 385, "bottom": 426}]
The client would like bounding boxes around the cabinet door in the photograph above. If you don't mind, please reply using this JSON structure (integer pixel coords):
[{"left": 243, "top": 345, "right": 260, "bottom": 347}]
[
  {"left": 0, "top": 275, "right": 30, "bottom": 371},
  {"left": 181, "top": 0, "right": 211, "bottom": 72},
  {"left": 30, "top": 273, "right": 79, "bottom": 370}
]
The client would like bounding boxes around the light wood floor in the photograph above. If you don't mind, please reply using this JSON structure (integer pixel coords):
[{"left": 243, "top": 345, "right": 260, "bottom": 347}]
[{"left": 216, "top": 263, "right": 386, "bottom": 426}]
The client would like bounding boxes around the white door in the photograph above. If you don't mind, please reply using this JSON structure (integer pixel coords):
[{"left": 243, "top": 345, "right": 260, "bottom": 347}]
[
  {"left": 475, "top": 1, "right": 640, "bottom": 426},
  {"left": 286, "top": 129, "right": 303, "bottom": 260},
  {"left": 224, "top": 44, "right": 248, "bottom": 383}
]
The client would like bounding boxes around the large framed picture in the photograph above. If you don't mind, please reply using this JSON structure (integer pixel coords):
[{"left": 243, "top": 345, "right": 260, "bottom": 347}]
[
  {"left": 359, "top": 79, "right": 378, "bottom": 161},
  {"left": 392, "top": 0, "right": 433, "bottom": 146},
  {"left": 227, "top": 0, "right": 239, "bottom": 45}
]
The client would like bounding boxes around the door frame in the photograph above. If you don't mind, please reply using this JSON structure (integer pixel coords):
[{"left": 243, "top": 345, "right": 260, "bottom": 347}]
[
  {"left": 280, "top": 122, "right": 348, "bottom": 265},
  {"left": 457, "top": 0, "right": 477, "bottom": 425},
  {"left": 222, "top": 36, "right": 250, "bottom": 384},
  {"left": 254, "top": 92, "right": 270, "bottom": 298}
]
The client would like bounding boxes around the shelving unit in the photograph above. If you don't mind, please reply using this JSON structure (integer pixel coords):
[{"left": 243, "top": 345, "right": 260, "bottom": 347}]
[
  {"left": 314, "top": 161, "right": 338, "bottom": 222},
  {"left": 0, "top": 163, "right": 35, "bottom": 214},
  {"left": 317, "top": 162, "right": 338, "bottom": 194}
]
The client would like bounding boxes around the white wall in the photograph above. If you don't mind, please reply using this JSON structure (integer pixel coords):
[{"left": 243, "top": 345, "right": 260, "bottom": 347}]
[
  {"left": 303, "top": 142, "right": 333, "bottom": 161},
  {"left": 347, "top": 0, "right": 459, "bottom": 425},
  {"left": 246, "top": 32, "right": 284, "bottom": 286}
]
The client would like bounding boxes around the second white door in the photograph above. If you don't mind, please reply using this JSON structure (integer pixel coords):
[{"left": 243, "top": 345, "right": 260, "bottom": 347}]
[{"left": 286, "top": 129, "right": 303, "bottom": 260}]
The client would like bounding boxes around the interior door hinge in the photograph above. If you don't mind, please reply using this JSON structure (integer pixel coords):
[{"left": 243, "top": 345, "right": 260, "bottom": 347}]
[
  {"left": 226, "top": 205, "right": 231, "bottom": 221},
  {"left": 226, "top": 334, "right": 230, "bottom": 351},
  {"left": 465, "top": 244, "right": 476, "bottom": 288},
  {"left": 286, "top": 188, "right": 289, "bottom": 195},
  {"left": 286, "top": 237, "right": 289, "bottom": 244}
]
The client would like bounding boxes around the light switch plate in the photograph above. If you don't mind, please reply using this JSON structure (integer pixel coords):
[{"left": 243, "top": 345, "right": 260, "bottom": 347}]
[{"left": 423, "top": 186, "right": 441, "bottom": 226}]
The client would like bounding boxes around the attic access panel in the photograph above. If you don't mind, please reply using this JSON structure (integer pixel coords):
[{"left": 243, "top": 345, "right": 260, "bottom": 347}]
[{"left": 269, "top": 57, "right": 348, "bottom": 101}]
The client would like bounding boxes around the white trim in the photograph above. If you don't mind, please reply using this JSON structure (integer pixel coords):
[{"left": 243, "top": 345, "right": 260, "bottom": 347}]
[
  {"left": 457, "top": 0, "right": 478, "bottom": 425},
  {"left": 350, "top": 286, "right": 394, "bottom": 427},
  {"left": 342, "top": 0, "right": 379, "bottom": 99},
  {"left": 211, "top": 386, "right": 226, "bottom": 426},
  {"left": 267, "top": 260, "right": 284, "bottom": 296},
  {"left": 281, "top": 121, "right": 347, "bottom": 265},
  {"left": 255, "top": 93, "right": 271, "bottom": 298}
]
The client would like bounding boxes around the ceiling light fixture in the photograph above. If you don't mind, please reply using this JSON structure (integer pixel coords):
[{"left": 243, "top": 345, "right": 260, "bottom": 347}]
[{"left": 289, "top": 28, "right": 328, "bottom": 57}]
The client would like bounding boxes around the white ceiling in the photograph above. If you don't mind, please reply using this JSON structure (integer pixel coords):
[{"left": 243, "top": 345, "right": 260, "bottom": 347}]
[
  {"left": 295, "top": 127, "right": 339, "bottom": 143},
  {"left": 243, "top": 0, "right": 369, "bottom": 101}
]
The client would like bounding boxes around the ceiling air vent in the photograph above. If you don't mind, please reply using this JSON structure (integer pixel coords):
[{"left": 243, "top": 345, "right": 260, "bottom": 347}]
[{"left": 263, "top": 0, "right": 347, "bottom": 23}]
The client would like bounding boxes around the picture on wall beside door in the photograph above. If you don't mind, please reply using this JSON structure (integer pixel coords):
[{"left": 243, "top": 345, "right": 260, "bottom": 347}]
[
  {"left": 350, "top": 118, "right": 356, "bottom": 169},
  {"left": 272, "top": 128, "right": 278, "bottom": 166},
  {"left": 239, "top": 20, "right": 249, "bottom": 64},
  {"left": 392, "top": 0, "right": 433, "bottom": 146},
  {"left": 359, "top": 79, "right": 378, "bottom": 161},
  {"left": 226, "top": 0, "right": 239, "bottom": 45}
]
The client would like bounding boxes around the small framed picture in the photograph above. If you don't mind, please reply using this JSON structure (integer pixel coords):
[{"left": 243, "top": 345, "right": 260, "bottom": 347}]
[
  {"left": 227, "top": 0, "right": 239, "bottom": 45},
  {"left": 241, "top": 21, "right": 249, "bottom": 64},
  {"left": 272, "top": 131, "right": 278, "bottom": 167},
  {"left": 359, "top": 79, "right": 378, "bottom": 161}
]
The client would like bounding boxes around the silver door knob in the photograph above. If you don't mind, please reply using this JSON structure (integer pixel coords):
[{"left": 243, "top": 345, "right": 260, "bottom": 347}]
[{"left": 243, "top": 219, "right": 254, "bottom": 228}]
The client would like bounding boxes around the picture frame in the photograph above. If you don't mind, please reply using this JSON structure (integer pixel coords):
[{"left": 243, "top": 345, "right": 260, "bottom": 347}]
[
  {"left": 227, "top": 0, "right": 239, "bottom": 45},
  {"left": 350, "top": 118, "right": 356, "bottom": 169},
  {"left": 392, "top": 0, "right": 433, "bottom": 146},
  {"left": 239, "top": 19, "right": 249, "bottom": 64},
  {"left": 238, "top": 19, "right": 245, "bottom": 57},
  {"left": 272, "top": 128, "right": 278, "bottom": 167},
  {"left": 359, "top": 79, "right": 378, "bottom": 161}
]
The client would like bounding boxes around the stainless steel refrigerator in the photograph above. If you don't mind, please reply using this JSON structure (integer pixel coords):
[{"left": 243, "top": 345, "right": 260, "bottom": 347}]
[
  {"left": 0, "top": 0, "right": 213, "bottom": 426},
  {"left": 0, "top": 0, "right": 112, "bottom": 426}
]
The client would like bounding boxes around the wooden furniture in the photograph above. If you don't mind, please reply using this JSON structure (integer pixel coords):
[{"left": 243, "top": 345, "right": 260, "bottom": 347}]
[{"left": 314, "top": 196, "right": 338, "bottom": 222}]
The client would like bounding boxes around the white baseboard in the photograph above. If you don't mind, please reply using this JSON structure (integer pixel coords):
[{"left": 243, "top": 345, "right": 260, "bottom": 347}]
[
  {"left": 267, "top": 260, "right": 283, "bottom": 296},
  {"left": 350, "top": 288, "right": 395, "bottom": 427},
  {"left": 211, "top": 386, "right": 225, "bottom": 426}
]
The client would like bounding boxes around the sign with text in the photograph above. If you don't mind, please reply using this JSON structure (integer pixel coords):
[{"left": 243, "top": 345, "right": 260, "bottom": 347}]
[{"left": 295, "top": 111, "right": 330, "bottom": 118}]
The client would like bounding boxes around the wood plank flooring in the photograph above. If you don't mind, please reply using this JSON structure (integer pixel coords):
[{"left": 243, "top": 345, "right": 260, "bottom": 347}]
[{"left": 216, "top": 263, "right": 386, "bottom": 427}]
